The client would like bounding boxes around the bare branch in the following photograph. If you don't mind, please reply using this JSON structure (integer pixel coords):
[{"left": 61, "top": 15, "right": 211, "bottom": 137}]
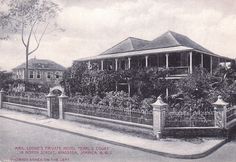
[
  {"left": 26, "top": 20, "right": 37, "bottom": 53},
  {"left": 21, "top": 22, "right": 27, "bottom": 47},
  {"left": 33, "top": 31, "right": 38, "bottom": 44},
  {"left": 28, "top": 22, "right": 49, "bottom": 55},
  {"left": 33, "top": 23, "right": 39, "bottom": 44}
]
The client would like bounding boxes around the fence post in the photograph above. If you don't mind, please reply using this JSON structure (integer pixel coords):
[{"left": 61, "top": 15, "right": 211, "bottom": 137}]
[
  {"left": 151, "top": 96, "right": 168, "bottom": 139},
  {"left": 58, "top": 92, "right": 68, "bottom": 120},
  {"left": 212, "top": 95, "right": 229, "bottom": 128},
  {"left": 0, "top": 88, "right": 5, "bottom": 109},
  {"left": 46, "top": 92, "right": 55, "bottom": 118}
]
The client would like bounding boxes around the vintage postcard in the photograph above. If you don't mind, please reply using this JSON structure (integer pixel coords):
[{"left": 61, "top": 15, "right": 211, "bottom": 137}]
[{"left": 0, "top": 0, "right": 236, "bottom": 162}]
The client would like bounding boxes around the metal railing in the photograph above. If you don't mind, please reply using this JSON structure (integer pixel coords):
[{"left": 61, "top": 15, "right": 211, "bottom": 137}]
[
  {"left": 65, "top": 101, "right": 153, "bottom": 125},
  {"left": 3, "top": 95, "right": 47, "bottom": 109},
  {"left": 168, "top": 66, "right": 189, "bottom": 76},
  {"left": 165, "top": 110, "right": 214, "bottom": 127},
  {"left": 226, "top": 106, "right": 236, "bottom": 123}
]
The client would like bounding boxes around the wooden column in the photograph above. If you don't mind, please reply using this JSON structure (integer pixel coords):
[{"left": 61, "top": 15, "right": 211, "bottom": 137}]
[
  {"left": 201, "top": 54, "right": 204, "bottom": 68},
  {"left": 165, "top": 54, "right": 169, "bottom": 68},
  {"left": 101, "top": 60, "right": 104, "bottom": 71},
  {"left": 145, "top": 56, "right": 149, "bottom": 67},
  {"left": 115, "top": 59, "right": 118, "bottom": 71},
  {"left": 166, "top": 88, "right": 169, "bottom": 98},
  {"left": 189, "top": 51, "right": 193, "bottom": 74},
  {"left": 88, "top": 61, "right": 91, "bottom": 70},
  {"left": 128, "top": 57, "right": 131, "bottom": 69},
  {"left": 115, "top": 82, "right": 118, "bottom": 91},
  {"left": 128, "top": 83, "right": 131, "bottom": 97}
]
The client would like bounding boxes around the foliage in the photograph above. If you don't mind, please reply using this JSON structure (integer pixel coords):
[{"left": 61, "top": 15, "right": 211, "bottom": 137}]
[
  {"left": 98, "top": 91, "right": 134, "bottom": 107},
  {"left": 68, "top": 90, "right": 156, "bottom": 113},
  {"left": 169, "top": 65, "right": 236, "bottom": 112},
  {"left": 62, "top": 62, "right": 88, "bottom": 96},
  {"left": 0, "top": 70, "right": 49, "bottom": 94},
  {"left": 0, "top": 71, "right": 13, "bottom": 90},
  {"left": 176, "top": 68, "right": 212, "bottom": 100},
  {"left": 64, "top": 61, "right": 236, "bottom": 117},
  {"left": 209, "top": 62, "right": 236, "bottom": 105},
  {"left": 168, "top": 68, "right": 215, "bottom": 114},
  {"left": 63, "top": 61, "right": 173, "bottom": 98}
]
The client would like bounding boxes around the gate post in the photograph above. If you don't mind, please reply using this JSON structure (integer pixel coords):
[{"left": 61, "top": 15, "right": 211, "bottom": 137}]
[
  {"left": 46, "top": 92, "right": 56, "bottom": 118},
  {"left": 58, "top": 92, "right": 68, "bottom": 120},
  {"left": 151, "top": 96, "right": 168, "bottom": 139},
  {"left": 0, "top": 88, "right": 5, "bottom": 109},
  {"left": 213, "top": 95, "right": 229, "bottom": 128}
]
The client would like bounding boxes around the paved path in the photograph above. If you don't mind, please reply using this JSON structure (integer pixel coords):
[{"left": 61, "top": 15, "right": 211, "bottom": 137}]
[
  {"left": 0, "top": 117, "right": 236, "bottom": 162},
  {"left": 0, "top": 109, "right": 226, "bottom": 159}
]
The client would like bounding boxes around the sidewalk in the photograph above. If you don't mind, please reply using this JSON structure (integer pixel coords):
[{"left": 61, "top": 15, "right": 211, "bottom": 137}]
[{"left": 0, "top": 109, "right": 227, "bottom": 159}]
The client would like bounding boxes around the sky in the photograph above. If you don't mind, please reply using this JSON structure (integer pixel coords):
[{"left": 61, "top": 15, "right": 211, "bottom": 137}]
[{"left": 0, "top": 0, "right": 236, "bottom": 71}]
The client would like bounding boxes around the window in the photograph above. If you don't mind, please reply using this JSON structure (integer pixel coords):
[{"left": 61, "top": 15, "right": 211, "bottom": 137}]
[
  {"left": 36, "top": 71, "right": 41, "bottom": 79},
  {"left": 29, "top": 71, "right": 34, "bottom": 79},
  {"left": 55, "top": 72, "right": 60, "bottom": 79},
  {"left": 47, "top": 72, "right": 51, "bottom": 79}
]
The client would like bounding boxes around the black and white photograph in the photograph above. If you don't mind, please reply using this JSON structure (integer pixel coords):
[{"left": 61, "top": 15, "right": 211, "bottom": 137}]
[{"left": 0, "top": 0, "right": 236, "bottom": 161}]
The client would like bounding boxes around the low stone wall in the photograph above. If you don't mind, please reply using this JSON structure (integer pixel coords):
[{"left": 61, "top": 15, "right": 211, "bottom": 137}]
[
  {"left": 64, "top": 112, "right": 155, "bottom": 139},
  {"left": 163, "top": 127, "right": 227, "bottom": 138},
  {"left": 3, "top": 102, "right": 47, "bottom": 116}
]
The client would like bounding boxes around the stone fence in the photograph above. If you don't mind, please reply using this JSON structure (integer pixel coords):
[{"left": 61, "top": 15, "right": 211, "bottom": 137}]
[{"left": 0, "top": 88, "right": 231, "bottom": 139}]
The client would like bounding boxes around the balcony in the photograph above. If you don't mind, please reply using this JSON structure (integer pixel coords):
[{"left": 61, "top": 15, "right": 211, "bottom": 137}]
[{"left": 168, "top": 66, "right": 189, "bottom": 77}]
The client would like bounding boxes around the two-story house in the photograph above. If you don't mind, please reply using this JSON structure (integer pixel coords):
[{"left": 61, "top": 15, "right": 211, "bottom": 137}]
[
  {"left": 74, "top": 31, "right": 235, "bottom": 96},
  {"left": 12, "top": 58, "right": 66, "bottom": 86}
]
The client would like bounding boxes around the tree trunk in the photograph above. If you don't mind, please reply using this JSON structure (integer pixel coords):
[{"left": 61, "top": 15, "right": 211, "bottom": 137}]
[{"left": 25, "top": 51, "right": 28, "bottom": 82}]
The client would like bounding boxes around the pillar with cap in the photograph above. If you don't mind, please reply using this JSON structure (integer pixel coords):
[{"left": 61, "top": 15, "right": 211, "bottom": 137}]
[
  {"left": 0, "top": 89, "right": 5, "bottom": 109},
  {"left": 58, "top": 92, "right": 68, "bottom": 119},
  {"left": 212, "top": 95, "right": 229, "bottom": 128},
  {"left": 151, "top": 96, "right": 168, "bottom": 139}
]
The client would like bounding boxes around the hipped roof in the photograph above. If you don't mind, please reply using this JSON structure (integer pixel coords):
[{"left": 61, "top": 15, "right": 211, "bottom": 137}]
[
  {"left": 13, "top": 58, "right": 66, "bottom": 71},
  {"left": 76, "top": 31, "right": 233, "bottom": 61},
  {"left": 141, "top": 31, "right": 213, "bottom": 54},
  {"left": 101, "top": 37, "right": 150, "bottom": 55}
]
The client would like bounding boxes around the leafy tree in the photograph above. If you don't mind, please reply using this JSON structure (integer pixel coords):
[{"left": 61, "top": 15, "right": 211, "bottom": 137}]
[
  {"left": 209, "top": 62, "right": 236, "bottom": 105},
  {"left": 0, "top": 70, "right": 13, "bottom": 90},
  {"left": 0, "top": 0, "right": 61, "bottom": 81},
  {"left": 169, "top": 67, "right": 214, "bottom": 113},
  {"left": 63, "top": 61, "right": 172, "bottom": 98}
]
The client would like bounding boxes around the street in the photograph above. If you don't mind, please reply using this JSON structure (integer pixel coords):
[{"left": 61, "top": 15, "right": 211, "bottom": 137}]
[{"left": 0, "top": 117, "right": 236, "bottom": 162}]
